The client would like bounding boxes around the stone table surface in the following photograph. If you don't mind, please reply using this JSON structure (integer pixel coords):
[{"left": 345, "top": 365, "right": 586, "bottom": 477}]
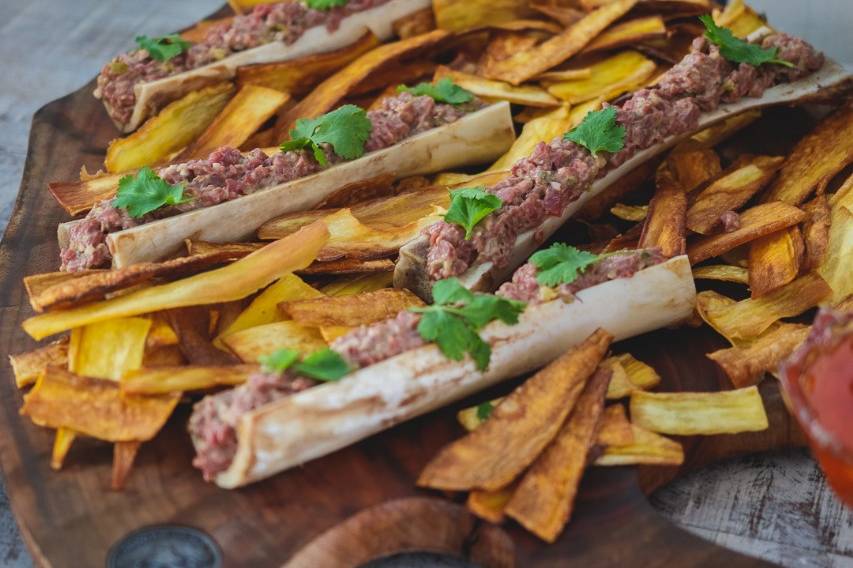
[{"left": 0, "top": 1, "right": 851, "bottom": 567}]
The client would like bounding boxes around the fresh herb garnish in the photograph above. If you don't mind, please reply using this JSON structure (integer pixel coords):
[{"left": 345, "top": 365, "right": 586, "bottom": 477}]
[
  {"left": 476, "top": 401, "right": 494, "bottom": 421},
  {"left": 135, "top": 34, "right": 192, "bottom": 62},
  {"left": 563, "top": 106, "right": 625, "bottom": 157},
  {"left": 411, "top": 278, "right": 526, "bottom": 371},
  {"left": 397, "top": 77, "right": 474, "bottom": 105},
  {"left": 114, "top": 167, "right": 188, "bottom": 218},
  {"left": 280, "top": 104, "right": 372, "bottom": 166},
  {"left": 699, "top": 15, "right": 794, "bottom": 68},
  {"left": 259, "top": 348, "right": 351, "bottom": 381},
  {"left": 305, "top": 0, "right": 348, "bottom": 9},
  {"left": 443, "top": 186, "right": 503, "bottom": 239},
  {"left": 530, "top": 243, "right": 600, "bottom": 287}
]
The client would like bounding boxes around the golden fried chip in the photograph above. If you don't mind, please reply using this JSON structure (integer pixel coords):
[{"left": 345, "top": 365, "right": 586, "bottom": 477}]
[
  {"left": 23, "top": 367, "right": 179, "bottom": 441},
  {"left": 467, "top": 485, "right": 516, "bottom": 524},
  {"left": 583, "top": 16, "right": 667, "bottom": 53},
  {"left": 435, "top": 66, "right": 560, "bottom": 108},
  {"left": 50, "top": 427, "right": 77, "bottom": 471},
  {"left": 280, "top": 288, "right": 424, "bottom": 327},
  {"left": 630, "top": 386, "right": 769, "bottom": 435},
  {"left": 122, "top": 365, "right": 256, "bottom": 395},
  {"left": 112, "top": 441, "right": 141, "bottom": 490},
  {"left": 802, "top": 195, "right": 831, "bottom": 272},
  {"left": 747, "top": 226, "right": 805, "bottom": 298},
  {"left": 546, "top": 51, "right": 656, "bottom": 104},
  {"left": 68, "top": 317, "right": 151, "bottom": 381},
  {"left": 536, "top": 68, "right": 593, "bottom": 82},
  {"left": 610, "top": 203, "right": 648, "bottom": 222},
  {"left": 418, "top": 329, "right": 612, "bottom": 491},
  {"left": 105, "top": 83, "right": 234, "bottom": 173},
  {"left": 707, "top": 323, "right": 810, "bottom": 388},
  {"left": 484, "top": 0, "right": 638, "bottom": 85},
  {"left": 504, "top": 366, "right": 610, "bottom": 542},
  {"left": 320, "top": 271, "right": 394, "bottom": 297},
  {"left": 433, "top": 0, "right": 536, "bottom": 31},
  {"left": 687, "top": 202, "right": 807, "bottom": 265},
  {"left": 596, "top": 404, "right": 634, "bottom": 447},
  {"left": 578, "top": 159, "right": 656, "bottom": 221},
  {"left": 222, "top": 321, "right": 326, "bottom": 364},
  {"left": 639, "top": 182, "right": 687, "bottom": 258},
  {"left": 818, "top": 185, "right": 853, "bottom": 303},
  {"left": 47, "top": 172, "right": 125, "bottom": 216},
  {"left": 687, "top": 156, "right": 785, "bottom": 235},
  {"left": 9, "top": 338, "right": 69, "bottom": 389},
  {"left": 691, "top": 264, "right": 749, "bottom": 284},
  {"left": 593, "top": 424, "right": 684, "bottom": 466}
]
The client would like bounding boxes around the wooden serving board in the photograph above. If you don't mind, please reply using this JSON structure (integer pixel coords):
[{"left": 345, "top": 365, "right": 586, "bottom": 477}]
[{"left": 0, "top": 59, "right": 807, "bottom": 568}]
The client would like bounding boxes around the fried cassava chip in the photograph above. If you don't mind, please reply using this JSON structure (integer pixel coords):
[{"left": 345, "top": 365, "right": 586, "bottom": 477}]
[
  {"left": 657, "top": 148, "right": 722, "bottom": 193},
  {"left": 691, "top": 264, "right": 749, "bottom": 284},
  {"left": 50, "top": 427, "right": 76, "bottom": 471},
  {"left": 467, "top": 484, "right": 517, "bottom": 524},
  {"left": 122, "top": 365, "right": 257, "bottom": 395},
  {"left": 417, "top": 329, "right": 611, "bottom": 491},
  {"left": 433, "top": 0, "right": 536, "bottom": 31},
  {"left": 630, "top": 386, "right": 769, "bottom": 435},
  {"left": 707, "top": 323, "right": 810, "bottom": 388},
  {"left": 546, "top": 50, "right": 657, "bottom": 104},
  {"left": 593, "top": 424, "right": 684, "bottom": 466},
  {"left": 10, "top": 338, "right": 69, "bottom": 389},
  {"left": 582, "top": 15, "right": 667, "bottom": 53},
  {"left": 222, "top": 321, "right": 326, "bottom": 364},
  {"left": 320, "top": 271, "right": 393, "bottom": 297},
  {"left": 504, "top": 366, "right": 611, "bottom": 542},
  {"left": 639, "top": 183, "right": 687, "bottom": 258},
  {"left": 434, "top": 66, "right": 560, "bottom": 108},
  {"left": 68, "top": 317, "right": 152, "bottom": 381},
  {"left": 112, "top": 441, "right": 141, "bottom": 490},
  {"left": 280, "top": 288, "right": 424, "bottom": 327},
  {"left": 801, "top": 195, "right": 831, "bottom": 272},
  {"left": 747, "top": 226, "right": 805, "bottom": 298},
  {"left": 596, "top": 403, "right": 634, "bottom": 447},
  {"left": 818, "top": 184, "right": 853, "bottom": 303}
]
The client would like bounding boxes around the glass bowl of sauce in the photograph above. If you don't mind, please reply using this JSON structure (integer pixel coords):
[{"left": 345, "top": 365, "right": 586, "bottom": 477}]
[{"left": 779, "top": 306, "right": 853, "bottom": 507}]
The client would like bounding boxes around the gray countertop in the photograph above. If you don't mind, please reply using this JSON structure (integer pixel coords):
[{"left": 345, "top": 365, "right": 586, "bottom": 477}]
[{"left": 0, "top": 1, "right": 851, "bottom": 566}]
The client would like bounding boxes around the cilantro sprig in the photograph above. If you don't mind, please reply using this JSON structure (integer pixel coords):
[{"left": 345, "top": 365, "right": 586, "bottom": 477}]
[
  {"left": 443, "top": 186, "right": 502, "bottom": 239},
  {"left": 280, "top": 104, "right": 372, "bottom": 166},
  {"left": 530, "top": 243, "right": 600, "bottom": 287},
  {"left": 410, "top": 278, "right": 525, "bottom": 370},
  {"left": 305, "top": 0, "right": 348, "bottom": 10},
  {"left": 699, "top": 15, "right": 793, "bottom": 68},
  {"left": 135, "top": 34, "right": 192, "bottom": 62},
  {"left": 476, "top": 401, "right": 494, "bottom": 421},
  {"left": 259, "top": 348, "right": 351, "bottom": 382},
  {"left": 398, "top": 77, "right": 474, "bottom": 105},
  {"left": 114, "top": 167, "right": 189, "bottom": 218},
  {"left": 563, "top": 107, "right": 625, "bottom": 157}
]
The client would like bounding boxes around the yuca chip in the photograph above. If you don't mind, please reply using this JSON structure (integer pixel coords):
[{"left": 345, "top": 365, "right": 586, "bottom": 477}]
[
  {"left": 582, "top": 15, "right": 667, "bottom": 53},
  {"left": 801, "top": 195, "right": 831, "bottom": 272},
  {"left": 393, "top": 7, "right": 436, "bottom": 38},
  {"left": 596, "top": 404, "right": 634, "bottom": 447},
  {"left": 639, "top": 183, "right": 687, "bottom": 258},
  {"left": 25, "top": 250, "right": 246, "bottom": 313},
  {"left": 484, "top": 0, "right": 638, "bottom": 85},
  {"left": 504, "top": 366, "right": 611, "bottom": 543},
  {"left": 49, "top": 172, "right": 126, "bottom": 216},
  {"left": 277, "top": 30, "right": 449, "bottom": 135},
  {"left": 112, "top": 441, "right": 141, "bottom": 490},
  {"left": 747, "top": 226, "right": 805, "bottom": 298},
  {"left": 122, "top": 365, "right": 257, "bottom": 395},
  {"left": 23, "top": 222, "right": 328, "bottom": 340},
  {"left": 280, "top": 288, "right": 424, "bottom": 327},
  {"left": 10, "top": 338, "right": 69, "bottom": 389},
  {"left": 610, "top": 203, "right": 648, "bottom": 222},
  {"left": 300, "top": 258, "right": 396, "bottom": 276},
  {"left": 417, "top": 329, "right": 612, "bottom": 491},
  {"left": 467, "top": 485, "right": 516, "bottom": 524},
  {"left": 606, "top": 352, "right": 661, "bottom": 399},
  {"left": 222, "top": 321, "right": 327, "bottom": 364},
  {"left": 51, "top": 427, "right": 77, "bottom": 471},
  {"left": 142, "top": 345, "right": 186, "bottom": 368},
  {"left": 686, "top": 156, "right": 785, "bottom": 235},
  {"left": 434, "top": 66, "right": 560, "bottom": 108},
  {"left": 433, "top": 0, "right": 536, "bottom": 32},
  {"left": 320, "top": 271, "right": 393, "bottom": 297},
  {"left": 236, "top": 32, "right": 380, "bottom": 96},
  {"left": 536, "top": 68, "right": 593, "bottom": 82},
  {"left": 578, "top": 159, "right": 656, "bottom": 221},
  {"left": 630, "top": 386, "right": 769, "bottom": 435},
  {"left": 22, "top": 367, "right": 179, "bottom": 441},
  {"left": 105, "top": 83, "right": 234, "bottom": 173},
  {"left": 167, "top": 307, "right": 240, "bottom": 366},
  {"left": 691, "top": 264, "right": 749, "bottom": 284},
  {"left": 764, "top": 103, "right": 853, "bottom": 205},
  {"left": 176, "top": 85, "right": 289, "bottom": 161},
  {"left": 687, "top": 201, "right": 807, "bottom": 265},
  {"left": 487, "top": 19, "right": 564, "bottom": 34},
  {"left": 146, "top": 316, "right": 179, "bottom": 349},
  {"left": 656, "top": 148, "right": 722, "bottom": 193},
  {"left": 68, "top": 317, "right": 151, "bottom": 381},
  {"left": 530, "top": 2, "right": 584, "bottom": 27},
  {"left": 707, "top": 323, "right": 810, "bottom": 388},
  {"left": 593, "top": 424, "right": 684, "bottom": 466},
  {"left": 818, "top": 186, "right": 853, "bottom": 303},
  {"left": 478, "top": 31, "right": 543, "bottom": 78},
  {"left": 545, "top": 51, "right": 656, "bottom": 104}
]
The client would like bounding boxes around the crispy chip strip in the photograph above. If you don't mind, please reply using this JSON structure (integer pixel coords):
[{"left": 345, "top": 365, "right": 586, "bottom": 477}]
[
  {"left": 658, "top": 148, "right": 722, "bottom": 193},
  {"left": 593, "top": 424, "right": 684, "bottom": 466},
  {"left": 417, "top": 329, "right": 612, "bottom": 491},
  {"left": 48, "top": 172, "right": 125, "bottom": 216},
  {"left": 23, "top": 368, "right": 179, "bottom": 441},
  {"left": 177, "top": 85, "right": 290, "bottom": 161},
  {"left": 801, "top": 195, "right": 831, "bottom": 271},
  {"left": 167, "top": 307, "right": 240, "bottom": 366},
  {"left": 484, "top": 0, "right": 638, "bottom": 85},
  {"left": 639, "top": 181, "right": 687, "bottom": 258},
  {"left": 320, "top": 272, "right": 393, "bottom": 297},
  {"left": 68, "top": 317, "right": 152, "bottom": 381},
  {"left": 112, "top": 441, "right": 141, "bottom": 491},
  {"left": 434, "top": 66, "right": 560, "bottom": 108},
  {"left": 122, "top": 365, "right": 257, "bottom": 395},
  {"left": 818, "top": 185, "right": 853, "bottom": 303},
  {"left": 582, "top": 15, "right": 667, "bottom": 53},
  {"left": 687, "top": 201, "right": 806, "bottom": 265},
  {"left": 142, "top": 345, "right": 185, "bottom": 368},
  {"left": 692, "top": 264, "right": 749, "bottom": 284},
  {"left": 596, "top": 404, "right": 634, "bottom": 447},
  {"left": 747, "top": 226, "right": 805, "bottom": 297},
  {"left": 578, "top": 160, "right": 656, "bottom": 221},
  {"left": 707, "top": 323, "right": 810, "bottom": 388},
  {"left": 105, "top": 83, "right": 234, "bottom": 173},
  {"left": 393, "top": 7, "right": 436, "bottom": 38},
  {"left": 504, "top": 366, "right": 611, "bottom": 542},
  {"left": 280, "top": 288, "right": 424, "bottom": 327},
  {"left": 9, "top": 338, "right": 69, "bottom": 389},
  {"left": 50, "top": 427, "right": 77, "bottom": 471},
  {"left": 610, "top": 203, "right": 648, "bottom": 222},
  {"left": 604, "top": 357, "right": 635, "bottom": 399},
  {"left": 630, "top": 386, "right": 769, "bottom": 435},
  {"left": 236, "top": 32, "right": 380, "bottom": 96},
  {"left": 277, "top": 30, "right": 449, "bottom": 135},
  {"left": 467, "top": 484, "right": 516, "bottom": 524},
  {"left": 702, "top": 273, "right": 831, "bottom": 340},
  {"left": 222, "top": 321, "right": 326, "bottom": 364},
  {"left": 686, "top": 156, "right": 785, "bottom": 235},
  {"left": 546, "top": 51, "right": 657, "bottom": 104},
  {"left": 604, "top": 353, "right": 661, "bottom": 399},
  {"left": 23, "top": 222, "right": 328, "bottom": 340},
  {"left": 433, "top": 0, "right": 536, "bottom": 31}
]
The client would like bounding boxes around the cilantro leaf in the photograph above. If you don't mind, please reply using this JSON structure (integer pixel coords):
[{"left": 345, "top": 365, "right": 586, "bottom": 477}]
[
  {"left": 411, "top": 278, "right": 526, "bottom": 370},
  {"left": 699, "top": 15, "right": 794, "bottom": 68},
  {"left": 397, "top": 77, "right": 474, "bottom": 105},
  {"left": 293, "top": 348, "right": 351, "bottom": 381},
  {"left": 135, "top": 34, "right": 192, "bottom": 62},
  {"left": 476, "top": 401, "right": 494, "bottom": 421},
  {"left": 259, "top": 349, "right": 300, "bottom": 374},
  {"left": 563, "top": 106, "right": 625, "bottom": 157},
  {"left": 530, "top": 243, "right": 600, "bottom": 287},
  {"left": 114, "top": 167, "right": 188, "bottom": 218},
  {"left": 443, "top": 187, "right": 502, "bottom": 239},
  {"left": 305, "top": 0, "right": 348, "bottom": 9},
  {"left": 281, "top": 104, "right": 372, "bottom": 166}
]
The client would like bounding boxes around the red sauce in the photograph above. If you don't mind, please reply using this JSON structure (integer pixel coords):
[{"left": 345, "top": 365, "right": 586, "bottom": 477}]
[{"left": 801, "top": 335, "right": 853, "bottom": 450}]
